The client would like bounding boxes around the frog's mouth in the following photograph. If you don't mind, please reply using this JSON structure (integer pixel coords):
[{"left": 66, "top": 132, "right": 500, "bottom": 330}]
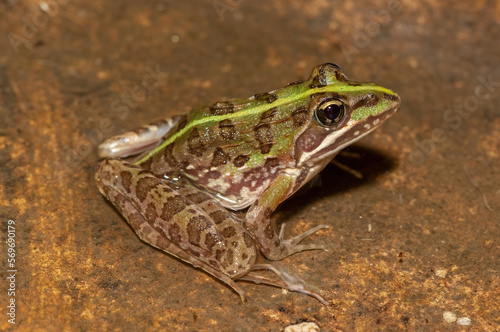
[{"left": 295, "top": 103, "right": 399, "bottom": 166}]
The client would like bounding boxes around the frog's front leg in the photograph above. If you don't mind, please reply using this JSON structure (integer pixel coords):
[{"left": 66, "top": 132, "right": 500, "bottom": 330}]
[
  {"left": 95, "top": 159, "right": 257, "bottom": 301},
  {"left": 245, "top": 168, "right": 329, "bottom": 261}
]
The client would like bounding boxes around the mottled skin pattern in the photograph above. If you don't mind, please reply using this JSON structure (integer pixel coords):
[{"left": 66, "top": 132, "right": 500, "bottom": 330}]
[{"left": 96, "top": 64, "right": 401, "bottom": 303}]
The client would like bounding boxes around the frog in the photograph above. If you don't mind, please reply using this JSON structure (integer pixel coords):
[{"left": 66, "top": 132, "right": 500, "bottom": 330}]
[{"left": 95, "top": 63, "right": 400, "bottom": 304}]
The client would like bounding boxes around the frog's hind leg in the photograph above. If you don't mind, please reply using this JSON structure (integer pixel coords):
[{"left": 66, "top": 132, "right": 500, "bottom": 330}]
[
  {"left": 238, "top": 264, "right": 329, "bottom": 305},
  {"left": 98, "top": 115, "right": 184, "bottom": 158},
  {"left": 96, "top": 159, "right": 249, "bottom": 302},
  {"left": 116, "top": 194, "right": 248, "bottom": 302}
]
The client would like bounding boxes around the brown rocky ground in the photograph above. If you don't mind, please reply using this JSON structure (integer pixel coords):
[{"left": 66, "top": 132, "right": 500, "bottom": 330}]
[{"left": 1, "top": 1, "right": 499, "bottom": 331}]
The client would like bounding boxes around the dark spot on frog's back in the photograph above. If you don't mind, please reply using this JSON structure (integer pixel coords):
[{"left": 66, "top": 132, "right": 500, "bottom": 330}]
[
  {"left": 187, "top": 127, "right": 205, "bottom": 156},
  {"left": 218, "top": 119, "right": 235, "bottom": 140},
  {"left": 260, "top": 108, "right": 277, "bottom": 123},
  {"left": 254, "top": 124, "right": 274, "bottom": 154},
  {"left": 254, "top": 92, "right": 278, "bottom": 104},
  {"left": 209, "top": 101, "right": 234, "bottom": 115},
  {"left": 291, "top": 108, "right": 309, "bottom": 127},
  {"left": 254, "top": 124, "right": 272, "bottom": 138},
  {"left": 211, "top": 147, "right": 230, "bottom": 167},
  {"left": 233, "top": 154, "right": 250, "bottom": 168},
  {"left": 260, "top": 143, "right": 273, "bottom": 154}
]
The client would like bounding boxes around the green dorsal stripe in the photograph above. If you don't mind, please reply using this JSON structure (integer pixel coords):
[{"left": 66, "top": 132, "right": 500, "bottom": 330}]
[{"left": 134, "top": 85, "right": 396, "bottom": 165}]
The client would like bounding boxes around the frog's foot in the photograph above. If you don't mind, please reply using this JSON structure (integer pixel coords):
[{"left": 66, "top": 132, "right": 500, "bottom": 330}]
[
  {"left": 238, "top": 264, "right": 329, "bottom": 305},
  {"left": 98, "top": 116, "right": 182, "bottom": 158},
  {"left": 276, "top": 223, "right": 330, "bottom": 258}
]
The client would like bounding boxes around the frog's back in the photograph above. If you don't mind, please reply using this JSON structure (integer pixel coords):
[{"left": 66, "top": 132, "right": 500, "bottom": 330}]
[
  {"left": 136, "top": 63, "right": 400, "bottom": 210},
  {"left": 141, "top": 82, "right": 313, "bottom": 209}
]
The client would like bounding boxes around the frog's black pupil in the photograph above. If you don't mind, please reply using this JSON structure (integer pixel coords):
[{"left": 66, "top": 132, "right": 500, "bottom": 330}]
[{"left": 323, "top": 104, "right": 341, "bottom": 121}]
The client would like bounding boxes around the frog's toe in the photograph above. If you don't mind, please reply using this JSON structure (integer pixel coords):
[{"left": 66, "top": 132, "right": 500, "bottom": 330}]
[
  {"left": 239, "top": 264, "right": 330, "bottom": 305},
  {"left": 286, "top": 243, "right": 329, "bottom": 256},
  {"left": 270, "top": 223, "right": 329, "bottom": 259},
  {"left": 287, "top": 224, "right": 330, "bottom": 246}
]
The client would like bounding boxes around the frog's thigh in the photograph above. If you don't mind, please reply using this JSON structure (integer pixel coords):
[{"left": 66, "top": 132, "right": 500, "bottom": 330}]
[
  {"left": 245, "top": 171, "right": 328, "bottom": 261},
  {"left": 96, "top": 159, "right": 256, "bottom": 298},
  {"left": 105, "top": 185, "right": 248, "bottom": 300},
  {"left": 98, "top": 115, "right": 183, "bottom": 158}
]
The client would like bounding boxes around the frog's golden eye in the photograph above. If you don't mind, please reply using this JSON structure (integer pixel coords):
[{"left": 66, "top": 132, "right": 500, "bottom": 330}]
[{"left": 315, "top": 99, "right": 346, "bottom": 127}]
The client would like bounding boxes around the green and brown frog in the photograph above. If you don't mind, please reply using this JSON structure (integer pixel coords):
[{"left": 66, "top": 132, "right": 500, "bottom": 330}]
[{"left": 95, "top": 63, "right": 400, "bottom": 304}]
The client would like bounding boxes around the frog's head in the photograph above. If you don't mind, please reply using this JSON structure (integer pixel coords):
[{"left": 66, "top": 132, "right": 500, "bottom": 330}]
[{"left": 294, "top": 63, "right": 400, "bottom": 166}]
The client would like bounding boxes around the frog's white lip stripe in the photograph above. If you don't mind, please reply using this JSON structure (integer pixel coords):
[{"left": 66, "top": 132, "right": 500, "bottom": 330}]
[
  {"left": 298, "top": 104, "right": 399, "bottom": 166},
  {"left": 298, "top": 125, "right": 376, "bottom": 166}
]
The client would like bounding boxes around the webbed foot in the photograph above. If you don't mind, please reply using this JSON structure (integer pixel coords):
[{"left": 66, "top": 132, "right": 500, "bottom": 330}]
[{"left": 238, "top": 263, "right": 329, "bottom": 305}]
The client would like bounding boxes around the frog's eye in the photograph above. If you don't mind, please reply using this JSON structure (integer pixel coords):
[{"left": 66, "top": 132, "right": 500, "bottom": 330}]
[{"left": 315, "top": 99, "right": 346, "bottom": 127}]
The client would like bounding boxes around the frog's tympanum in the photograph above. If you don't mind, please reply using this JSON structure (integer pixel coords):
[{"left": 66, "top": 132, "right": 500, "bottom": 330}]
[{"left": 96, "top": 64, "right": 400, "bottom": 304}]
